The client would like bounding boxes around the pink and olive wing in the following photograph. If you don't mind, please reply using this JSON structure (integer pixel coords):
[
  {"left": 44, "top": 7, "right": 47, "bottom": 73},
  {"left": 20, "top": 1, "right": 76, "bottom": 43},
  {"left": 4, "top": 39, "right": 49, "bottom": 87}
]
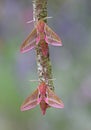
[
  {"left": 45, "top": 87, "right": 64, "bottom": 108},
  {"left": 20, "top": 28, "right": 37, "bottom": 53},
  {"left": 44, "top": 24, "right": 62, "bottom": 46},
  {"left": 20, "top": 88, "right": 40, "bottom": 111}
]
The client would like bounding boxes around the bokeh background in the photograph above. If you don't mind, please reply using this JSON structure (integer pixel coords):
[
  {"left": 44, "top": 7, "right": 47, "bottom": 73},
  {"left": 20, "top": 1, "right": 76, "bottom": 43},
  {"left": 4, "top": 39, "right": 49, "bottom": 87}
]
[{"left": 0, "top": 0, "right": 91, "bottom": 130}]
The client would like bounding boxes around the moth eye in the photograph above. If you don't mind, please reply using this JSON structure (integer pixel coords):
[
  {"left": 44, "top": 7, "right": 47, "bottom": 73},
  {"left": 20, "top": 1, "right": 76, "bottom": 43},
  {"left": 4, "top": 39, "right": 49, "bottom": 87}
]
[
  {"left": 45, "top": 92, "right": 48, "bottom": 98},
  {"left": 44, "top": 31, "right": 46, "bottom": 35},
  {"left": 39, "top": 93, "right": 41, "bottom": 98}
]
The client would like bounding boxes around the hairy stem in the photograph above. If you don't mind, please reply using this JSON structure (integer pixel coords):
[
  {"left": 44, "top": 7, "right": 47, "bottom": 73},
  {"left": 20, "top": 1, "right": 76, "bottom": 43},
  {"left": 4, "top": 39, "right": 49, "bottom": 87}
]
[{"left": 33, "top": 0, "right": 54, "bottom": 90}]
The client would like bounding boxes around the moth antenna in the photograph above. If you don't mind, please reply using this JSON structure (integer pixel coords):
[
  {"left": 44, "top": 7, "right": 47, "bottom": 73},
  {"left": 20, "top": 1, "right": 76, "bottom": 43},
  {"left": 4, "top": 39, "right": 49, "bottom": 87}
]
[
  {"left": 27, "top": 20, "right": 34, "bottom": 24},
  {"left": 48, "top": 78, "right": 56, "bottom": 81},
  {"left": 27, "top": 16, "right": 53, "bottom": 24},
  {"left": 29, "top": 78, "right": 56, "bottom": 82},
  {"left": 43, "top": 16, "right": 53, "bottom": 20},
  {"left": 29, "top": 79, "right": 39, "bottom": 82}
]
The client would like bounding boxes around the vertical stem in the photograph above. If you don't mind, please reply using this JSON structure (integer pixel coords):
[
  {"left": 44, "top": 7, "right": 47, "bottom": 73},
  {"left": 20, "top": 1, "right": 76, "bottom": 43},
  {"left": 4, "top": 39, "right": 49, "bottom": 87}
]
[{"left": 33, "top": 0, "right": 54, "bottom": 90}]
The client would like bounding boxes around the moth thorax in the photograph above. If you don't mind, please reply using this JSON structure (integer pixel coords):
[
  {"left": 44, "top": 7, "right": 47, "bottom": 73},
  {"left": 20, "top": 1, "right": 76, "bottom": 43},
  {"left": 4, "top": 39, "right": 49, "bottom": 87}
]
[
  {"left": 37, "top": 21, "right": 44, "bottom": 32},
  {"left": 39, "top": 82, "right": 47, "bottom": 93}
]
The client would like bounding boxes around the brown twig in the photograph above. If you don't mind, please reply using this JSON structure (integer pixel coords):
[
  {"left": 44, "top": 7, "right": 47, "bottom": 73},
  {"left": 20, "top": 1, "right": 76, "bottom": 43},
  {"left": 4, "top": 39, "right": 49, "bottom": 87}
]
[{"left": 33, "top": 0, "right": 54, "bottom": 90}]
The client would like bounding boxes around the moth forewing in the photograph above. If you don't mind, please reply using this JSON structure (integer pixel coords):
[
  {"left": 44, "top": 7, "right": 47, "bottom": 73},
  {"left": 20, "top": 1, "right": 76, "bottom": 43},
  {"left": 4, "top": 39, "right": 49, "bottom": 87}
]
[
  {"left": 20, "top": 28, "right": 37, "bottom": 53},
  {"left": 44, "top": 23, "right": 62, "bottom": 46},
  {"left": 20, "top": 88, "right": 40, "bottom": 111},
  {"left": 45, "top": 87, "right": 64, "bottom": 108}
]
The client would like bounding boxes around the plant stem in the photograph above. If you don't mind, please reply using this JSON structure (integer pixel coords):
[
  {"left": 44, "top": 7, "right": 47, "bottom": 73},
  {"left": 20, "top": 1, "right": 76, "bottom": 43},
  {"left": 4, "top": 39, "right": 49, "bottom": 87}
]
[{"left": 33, "top": 0, "right": 54, "bottom": 90}]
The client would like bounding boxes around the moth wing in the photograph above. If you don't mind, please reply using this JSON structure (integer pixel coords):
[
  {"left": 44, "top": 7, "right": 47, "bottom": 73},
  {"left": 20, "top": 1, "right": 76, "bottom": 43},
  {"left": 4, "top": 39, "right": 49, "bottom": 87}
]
[
  {"left": 45, "top": 87, "right": 64, "bottom": 108},
  {"left": 44, "top": 24, "right": 62, "bottom": 46},
  {"left": 20, "top": 88, "right": 40, "bottom": 111},
  {"left": 20, "top": 28, "right": 37, "bottom": 53}
]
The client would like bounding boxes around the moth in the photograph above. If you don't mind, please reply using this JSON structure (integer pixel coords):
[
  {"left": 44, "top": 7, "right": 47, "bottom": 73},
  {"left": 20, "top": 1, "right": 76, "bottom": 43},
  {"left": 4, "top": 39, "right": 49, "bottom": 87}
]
[
  {"left": 20, "top": 82, "right": 64, "bottom": 115},
  {"left": 20, "top": 20, "right": 62, "bottom": 56}
]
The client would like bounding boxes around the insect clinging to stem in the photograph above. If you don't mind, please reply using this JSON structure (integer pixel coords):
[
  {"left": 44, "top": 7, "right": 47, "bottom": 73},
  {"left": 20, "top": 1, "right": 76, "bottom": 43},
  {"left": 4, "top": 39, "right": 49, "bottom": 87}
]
[
  {"left": 20, "top": 19, "right": 62, "bottom": 56},
  {"left": 20, "top": 82, "right": 64, "bottom": 115}
]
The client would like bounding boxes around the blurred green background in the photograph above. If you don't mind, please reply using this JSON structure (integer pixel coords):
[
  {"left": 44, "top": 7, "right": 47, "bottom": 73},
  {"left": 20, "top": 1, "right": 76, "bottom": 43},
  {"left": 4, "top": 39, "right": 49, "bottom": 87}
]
[{"left": 0, "top": 0, "right": 91, "bottom": 130}]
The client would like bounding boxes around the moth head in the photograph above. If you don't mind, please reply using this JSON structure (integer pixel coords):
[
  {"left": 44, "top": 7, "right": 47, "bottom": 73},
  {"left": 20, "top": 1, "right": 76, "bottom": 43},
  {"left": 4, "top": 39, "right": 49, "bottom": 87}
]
[
  {"left": 36, "top": 20, "right": 45, "bottom": 33},
  {"left": 38, "top": 82, "right": 48, "bottom": 99}
]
